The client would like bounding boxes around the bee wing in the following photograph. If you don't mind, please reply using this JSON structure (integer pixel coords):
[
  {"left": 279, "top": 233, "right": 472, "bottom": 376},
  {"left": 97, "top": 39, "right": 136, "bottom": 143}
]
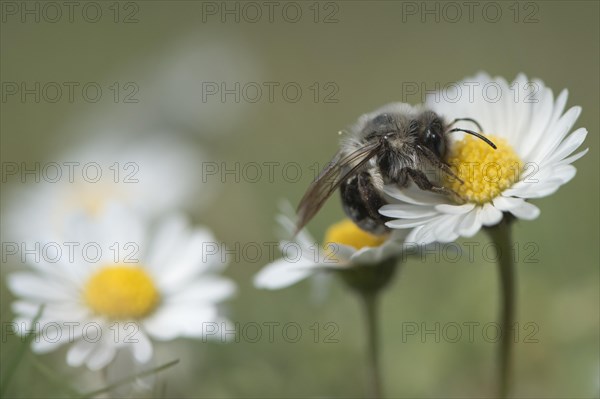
[{"left": 295, "top": 141, "right": 381, "bottom": 234}]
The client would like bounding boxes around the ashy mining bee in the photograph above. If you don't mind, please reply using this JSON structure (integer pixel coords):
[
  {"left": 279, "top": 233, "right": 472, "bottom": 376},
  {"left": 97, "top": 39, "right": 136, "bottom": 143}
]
[{"left": 296, "top": 103, "right": 496, "bottom": 235}]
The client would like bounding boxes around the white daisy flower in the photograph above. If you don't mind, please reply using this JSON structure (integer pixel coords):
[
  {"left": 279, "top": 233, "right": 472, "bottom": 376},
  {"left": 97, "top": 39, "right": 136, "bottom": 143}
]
[
  {"left": 254, "top": 205, "right": 407, "bottom": 290},
  {"left": 2, "top": 132, "right": 213, "bottom": 244},
  {"left": 6, "top": 205, "right": 236, "bottom": 371},
  {"left": 380, "top": 73, "right": 588, "bottom": 244}
]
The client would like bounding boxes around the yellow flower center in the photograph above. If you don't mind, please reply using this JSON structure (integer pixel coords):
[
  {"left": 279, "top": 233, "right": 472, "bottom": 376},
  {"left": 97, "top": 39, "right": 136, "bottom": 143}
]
[
  {"left": 323, "top": 219, "right": 387, "bottom": 250},
  {"left": 84, "top": 265, "right": 160, "bottom": 319},
  {"left": 444, "top": 134, "right": 522, "bottom": 205}
]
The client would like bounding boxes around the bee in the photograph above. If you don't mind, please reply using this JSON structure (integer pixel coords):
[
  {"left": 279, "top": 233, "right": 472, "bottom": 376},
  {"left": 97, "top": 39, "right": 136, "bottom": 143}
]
[{"left": 296, "top": 102, "right": 497, "bottom": 235}]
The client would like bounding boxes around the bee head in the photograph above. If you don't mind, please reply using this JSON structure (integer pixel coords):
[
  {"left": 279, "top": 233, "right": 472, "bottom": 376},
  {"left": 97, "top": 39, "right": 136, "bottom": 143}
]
[
  {"left": 365, "top": 113, "right": 396, "bottom": 139},
  {"left": 419, "top": 112, "right": 447, "bottom": 158}
]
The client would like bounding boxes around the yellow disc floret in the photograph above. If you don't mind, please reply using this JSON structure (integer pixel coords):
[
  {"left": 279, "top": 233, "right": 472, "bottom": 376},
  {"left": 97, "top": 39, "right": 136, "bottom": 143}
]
[
  {"left": 323, "top": 219, "right": 387, "bottom": 250},
  {"left": 444, "top": 134, "right": 522, "bottom": 205},
  {"left": 84, "top": 265, "right": 159, "bottom": 319}
]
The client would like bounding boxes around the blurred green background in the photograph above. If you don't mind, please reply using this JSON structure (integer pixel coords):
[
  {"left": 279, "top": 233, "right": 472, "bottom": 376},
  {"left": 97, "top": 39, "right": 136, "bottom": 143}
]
[{"left": 1, "top": 1, "right": 598, "bottom": 398}]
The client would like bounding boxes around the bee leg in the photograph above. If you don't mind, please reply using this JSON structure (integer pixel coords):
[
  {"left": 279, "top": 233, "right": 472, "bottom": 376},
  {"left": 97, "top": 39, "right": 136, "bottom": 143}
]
[
  {"left": 445, "top": 167, "right": 464, "bottom": 185},
  {"left": 406, "top": 168, "right": 457, "bottom": 197},
  {"left": 436, "top": 161, "right": 463, "bottom": 184},
  {"left": 417, "top": 146, "right": 464, "bottom": 184},
  {"left": 340, "top": 172, "right": 390, "bottom": 235}
]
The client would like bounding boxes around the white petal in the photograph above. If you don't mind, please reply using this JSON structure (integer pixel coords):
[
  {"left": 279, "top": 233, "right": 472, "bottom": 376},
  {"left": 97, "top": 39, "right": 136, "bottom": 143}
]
[
  {"left": 509, "top": 201, "right": 540, "bottom": 220},
  {"left": 501, "top": 184, "right": 534, "bottom": 198},
  {"left": 543, "top": 128, "right": 587, "bottom": 166},
  {"left": 253, "top": 258, "right": 317, "bottom": 290},
  {"left": 549, "top": 89, "right": 569, "bottom": 130},
  {"left": 326, "top": 243, "right": 355, "bottom": 262},
  {"left": 143, "top": 304, "right": 217, "bottom": 340},
  {"left": 480, "top": 203, "right": 503, "bottom": 226},
  {"left": 158, "top": 228, "right": 220, "bottom": 292},
  {"left": 557, "top": 148, "right": 588, "bottom": 166},
  {"left": 31, "top": 323, "right": 81, "bottom": 354},
  {"left": 379, "top": 204, "right": 438, "bottom": 219},
  {"left": 145, "top": 214, "right": 189, "bottom": 270},
  {"left": 406, "top": 224, "right": 443, "bottom": 246},
  {"left": 404, "top": 215, "right": 443, "bottom": 245},
  {"left": 275, "top": 209, "right": 316, "bottom": 245},
  {"left": 552, "top": 164, "right": 577, "bottom": 183},
  {"left": 12, "top": 300, "right": 90, "bottom": 324},
  {"left": 492, "top": 196, "right": 523, "bottom": 211},
  {"left": 31, "top": 338, "right": 64, "bottom": 354},
  {"left": 504, "top": 162, "right": 576, "bottom": 199},
  {"left": 201, "top": 317, "right": 237, "bottom": 342},
  {"left": 529, "top": 106, "right": 581, "bottom": 164},
  {"left": 78, "top": 203, "right": 147, "bottom": 259},
  {"left": 168, "top": 277, "right": 236, "bottom": 304},
  {"left": 516, "top": 85, "right": 553, "bottom": 155},
  {"left": 87, "top": 341, "right": 117, "bottom": 371},
  {"left": 506, "top": 181, "right": 560, "bottom": 199},
  {"left": 275, "top": 212, "right": 297, "bottom": 236},
  {"left": 7, "top": 273, "right": 74, "bottom": 302},
  {"left": 434, "top": 203, "right": 476, "bottom": 215},
  {"left": 295, "top": 229, "right": 319, "bottom": 253},
  {"left": 520, "top": 88, "right": 569, "bottom": 162},
  {"left": 432, "top": 214, "right": 463, "bottom": 242},
  {"left": 405, "top": 226, "right": 425, "bottom": 245},
  {"left": 131, "top": 330, "right": 153, "bottom": 364},
  {"left": 491, "top": 75, "right": 513, "bottom": 140},
  {"left": 456, "top": 208, "right": 483, "bottom": 237},
  {"left": 386, "top": 215, "right": 439, "bottom": 229},
  {"left": 383, "top": 184, "right": 446, "bottom": 205},
  {"left": 67, "top": 339, "right": 96, "bottom": 367},
  {"left": 12, "top": 300, "right": 44, "bottom": 318},
  {"left": 275, "top": 213, "right": 316, "bottom": 251},
  {"left": 350, "top": 240, "right": 404, "bottom": 265},
  {"left": 349, "top": 248, "right": 380, "bottom": 264}
]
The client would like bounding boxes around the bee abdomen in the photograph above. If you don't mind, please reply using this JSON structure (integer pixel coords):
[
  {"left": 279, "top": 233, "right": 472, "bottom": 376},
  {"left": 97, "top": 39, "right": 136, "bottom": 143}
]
[{"left": 340, "top": 171, "right": 391, "bottom": 235}]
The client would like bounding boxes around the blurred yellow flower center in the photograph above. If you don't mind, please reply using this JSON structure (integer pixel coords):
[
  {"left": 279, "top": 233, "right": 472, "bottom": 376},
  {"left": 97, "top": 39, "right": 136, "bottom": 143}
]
[
  {"left": 444, "top": 134, "right": 522, "bottom": 204},
  {"left": 62, "top": 184, "right": 128, "bottom": 218},
  {"left": 323, "top": 219, "right": 387, "bottom": 250},
  {"left": 84, "top": 265, "right": 159, "bottom": 319}
]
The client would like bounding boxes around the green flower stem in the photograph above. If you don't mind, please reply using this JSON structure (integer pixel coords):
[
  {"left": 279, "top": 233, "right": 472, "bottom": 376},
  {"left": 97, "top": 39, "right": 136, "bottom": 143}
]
[
  {"left": 486, "top": 217, "right": 516, "bottom": 398},
  {"left": 340, "top": 257, "right": 398, "bottom": 399},
  {"left": 361, "top": 291, "right": 382, "bottom": 399}
]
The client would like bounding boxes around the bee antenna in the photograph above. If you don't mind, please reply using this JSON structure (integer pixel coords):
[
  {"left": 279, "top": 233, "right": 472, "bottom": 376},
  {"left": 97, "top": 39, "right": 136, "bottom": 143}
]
[
  {"left": 447, "top": 128, "right": 497, "bottom": 149},
  {"left": 450, "top": 117, "right": 484, "bottom": 132}
]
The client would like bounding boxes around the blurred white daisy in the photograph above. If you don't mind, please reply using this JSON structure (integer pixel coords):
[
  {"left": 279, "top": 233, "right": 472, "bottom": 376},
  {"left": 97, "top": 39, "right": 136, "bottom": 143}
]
[
  {"left": 254, "top": 205, "right": 407, "bottom": 290},
  {"left": 381, "top": 73, "right": 588, "bottom": 244},
  {"left": 6, "top": 205, "right": 235, "bottom": 371},
  {"left": 3, "top": 132, "right": 213, "bottom": 243}
]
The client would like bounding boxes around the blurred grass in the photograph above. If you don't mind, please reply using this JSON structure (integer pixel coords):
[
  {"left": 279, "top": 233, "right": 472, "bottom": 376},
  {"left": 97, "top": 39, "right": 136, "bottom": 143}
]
[
  {"left": 1, "top": 1, "right": 599, "bottom": 398},
  {"left": 0, "top": 305, "right": 44, "bottom": 397}
]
